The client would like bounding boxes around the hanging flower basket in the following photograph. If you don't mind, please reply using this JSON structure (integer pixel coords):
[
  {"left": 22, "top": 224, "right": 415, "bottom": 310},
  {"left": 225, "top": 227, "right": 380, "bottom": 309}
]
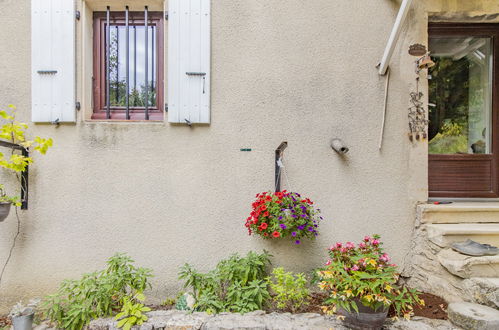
[{"left": 244, "top": 191, "right": 323, "bottom": 245}]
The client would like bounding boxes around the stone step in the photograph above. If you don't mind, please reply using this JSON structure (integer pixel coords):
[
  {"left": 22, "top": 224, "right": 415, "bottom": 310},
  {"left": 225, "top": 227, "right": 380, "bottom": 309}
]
[
  {"left": 462, "top": 277, "right": 499, "bottom": 309},
  {"left": 426, "top": 223, "right": 499, "bottom": 248},
  {"left": 437, "top": 248, "right": 499, "bottom": 279},
  {"left": 448, "top": 302, "right": 499, "bottom": 330},
  {"left": 418, "top": 202, "right": 499, "bottom": 224}
]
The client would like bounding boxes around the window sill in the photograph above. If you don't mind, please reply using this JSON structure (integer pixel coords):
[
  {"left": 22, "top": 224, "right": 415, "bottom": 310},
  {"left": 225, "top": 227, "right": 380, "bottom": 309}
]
[{"left": 91, "top": 112, "right": 164, "bottom": 121}]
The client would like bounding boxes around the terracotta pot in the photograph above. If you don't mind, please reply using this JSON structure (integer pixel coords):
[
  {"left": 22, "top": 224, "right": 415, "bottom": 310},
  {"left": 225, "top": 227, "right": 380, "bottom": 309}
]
[
  {"left": 0, "top": 202, "right": 11, "bottom": 222},
  {"left": 338, "top": 299, "right": 388, "bottom": 330}
]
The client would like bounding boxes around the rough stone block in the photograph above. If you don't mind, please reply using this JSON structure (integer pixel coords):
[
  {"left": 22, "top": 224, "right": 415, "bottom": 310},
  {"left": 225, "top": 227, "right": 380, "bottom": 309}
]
[{"left": 448, "top": 302, "right": 499, "bottom": 330}]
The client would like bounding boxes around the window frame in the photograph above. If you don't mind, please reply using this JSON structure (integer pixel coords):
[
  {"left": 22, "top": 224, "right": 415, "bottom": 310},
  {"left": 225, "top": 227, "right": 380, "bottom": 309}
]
[{"left": 92, "top": 11, "right": 164, "bottom": 121}]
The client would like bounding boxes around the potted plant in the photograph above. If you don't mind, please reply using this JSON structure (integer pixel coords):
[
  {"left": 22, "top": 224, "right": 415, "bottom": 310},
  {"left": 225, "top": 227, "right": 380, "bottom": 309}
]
[
  {"left": 244, "top": 190, "right": 323, "bottom": 245},
  {"left": 0, "top": 104, "right": 52, "bottom": 221},
  {"left": 317, "top": 235, "right": 424, "bottom": 330},
  {"left": 0, "top": 184, "right": 21, "bottom": 222},
  {"left": 9, "top": 299, "right": 40, "bottom": 330}
]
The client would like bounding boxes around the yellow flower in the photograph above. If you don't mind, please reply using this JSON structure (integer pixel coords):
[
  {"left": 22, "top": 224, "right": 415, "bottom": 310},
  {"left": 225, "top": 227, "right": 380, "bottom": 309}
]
[
  {"left": 344, "top": 289, "right": 353, "bottom": 298},
  {"left": 368, "top": 259, "right": 377, "bottom": 267},
  {"left": 385, "top": 284, "right": 392, "bottom": 292},
  {"left": 403, "top": 313, "right": 411, "bottom": 320},
  {"left": 419, "top": 299, "right": 425, "bottom": 306},
  {"left": 336, "top": 315, "right": 346, "bottom": 321},
  {"left": 364, "top": 295, "right": 373, "bottom": 302},
  {"left": 318, "top": 282, "right": 328, "bottom": 290}
]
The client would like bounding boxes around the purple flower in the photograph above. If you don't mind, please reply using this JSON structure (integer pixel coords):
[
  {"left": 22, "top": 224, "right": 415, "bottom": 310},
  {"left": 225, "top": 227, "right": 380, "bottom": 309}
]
[
  {"left": 291, "top": 231, "right": 297, "bottom": 237},
  {"left": 280, "top": 224, "right": 287, "bottom": 229},
  {"left": 297, "top": 225, "right": 305, "bottom": 230},
  {"left": 295, "top": 240, "right": 301, "bottom": 244},
  {"left": 314, "top": 233, "right": 318, "bottom": 236},
  {"left": 308, "top": 227, "right": 314, "bottom": 232},
  {"left": 292, "top": 215, "right": 297, "bottom": 218},
  {"left": 301, "top": 214, "right": 307, "bottom": 218},
  {"left": 278, "top": 216, "right": 283, "bottom": 220}
]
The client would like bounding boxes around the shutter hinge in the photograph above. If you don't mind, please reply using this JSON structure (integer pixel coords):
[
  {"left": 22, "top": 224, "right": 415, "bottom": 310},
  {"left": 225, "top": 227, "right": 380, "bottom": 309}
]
[
  {"left": 164, "top": 103, "right": 168, "bottom": 112},
  {"left": 76, "top": 101, "right": 81, "bottom": 111},
  {"left": 75, "top": 10, "right": 81, "bottom": 20},
  {"left": 165, "top": 11, "right": 168, "bottom": 20}
]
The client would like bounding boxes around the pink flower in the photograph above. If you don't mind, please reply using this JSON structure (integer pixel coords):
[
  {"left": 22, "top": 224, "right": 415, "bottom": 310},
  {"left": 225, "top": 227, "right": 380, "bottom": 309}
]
[
  {"left": 359, "top": 242, "right": 366, "bottom": 248},
  {"left": 344, "top": 266, "right": 350, "bottom": 271},
  {"left": 372, "top": 239, "right": 380, "bottom": 246},
  {"left": 340, "top": 248, "right": 347, "bottom": 253},
  {"left": 379, "top": 253, "right": 391, "bottom": 262},
  {"left": 325, "top": 260, "right": 331, "bottom": 266},
  {"left": 351, "top": 265, "right": 359, "bottom": 271},
  {"left": 363, "top": 236, "right": 371, "bottom": 242},
  {"left": 345, "top": 242, "right": 355, "bottom": 249},
  {"left": 329, "top": 245, "right": 336, "bottom": 251},
  {"left": 335, "top": 242, "right": 343, "bottom": 248}
]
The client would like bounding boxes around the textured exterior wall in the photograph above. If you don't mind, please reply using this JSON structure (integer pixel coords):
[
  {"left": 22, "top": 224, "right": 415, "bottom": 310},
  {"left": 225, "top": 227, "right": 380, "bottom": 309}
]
[{"left": 0, "top": 0, "right": 498, "bottom": 312}]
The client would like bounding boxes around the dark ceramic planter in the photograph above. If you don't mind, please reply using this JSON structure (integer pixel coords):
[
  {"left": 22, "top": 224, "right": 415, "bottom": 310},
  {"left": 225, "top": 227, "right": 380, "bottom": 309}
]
[
  {"left": 338, "top": 299, "right": 388, "bottom": 330},
  {"left": 0, "top": 202, "right": 11, "bottom": 222}
]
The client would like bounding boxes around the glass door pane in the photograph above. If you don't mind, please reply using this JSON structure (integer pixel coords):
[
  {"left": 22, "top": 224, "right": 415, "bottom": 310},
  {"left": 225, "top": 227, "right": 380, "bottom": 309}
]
[{"left": 428, "top": 37, "right": 493, "bottom": 155}]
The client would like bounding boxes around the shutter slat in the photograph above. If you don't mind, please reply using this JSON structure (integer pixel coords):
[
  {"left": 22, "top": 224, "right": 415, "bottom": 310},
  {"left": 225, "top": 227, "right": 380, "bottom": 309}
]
[
  {"left": 168, "top": 0, "right": 210, "bottom": 124},
  {"left": 31, "top": 0, "right": 75, "bottom": 123}
]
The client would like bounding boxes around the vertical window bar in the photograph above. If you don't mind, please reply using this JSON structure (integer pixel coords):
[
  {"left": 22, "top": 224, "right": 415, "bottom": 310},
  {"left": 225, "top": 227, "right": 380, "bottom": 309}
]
[
  {"left": 133, "top": 26, "right": 137, "bottom": 96},
  {"left": 106, "top": 6, "right": 111, "bottom": 119},
  {"left": 115, "top": 25, "right": 119, "bottom": 103},
  {"left": 144, "top": 6, "right": 149, "bottom": 120},
  {"left": 125, "top": 6, "right": 130, "bottom": 119},
  {"left": 151, "top": 26, "right": 155, "bottom": 90}
]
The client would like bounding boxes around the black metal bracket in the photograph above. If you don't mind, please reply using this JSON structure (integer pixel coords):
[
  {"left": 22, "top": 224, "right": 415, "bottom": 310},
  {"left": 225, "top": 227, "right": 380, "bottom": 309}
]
[
  {"left": 0, "top": 140, "right": 28, "bottom": 210},
  {"left": 275, "top": 141, "right": 288, "bottom": 192}
]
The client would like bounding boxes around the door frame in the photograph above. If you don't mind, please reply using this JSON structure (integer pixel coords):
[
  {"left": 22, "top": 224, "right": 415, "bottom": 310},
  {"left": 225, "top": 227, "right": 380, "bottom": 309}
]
[{"left": 428, "top": 23, "right": 499, "bottom": 198}]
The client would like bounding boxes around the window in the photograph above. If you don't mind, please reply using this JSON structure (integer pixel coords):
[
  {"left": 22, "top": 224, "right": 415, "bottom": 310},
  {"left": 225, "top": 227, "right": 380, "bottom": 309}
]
[
  {"left": 93, "top": 10, "right": 164, "bottom": 120},
  {"left": 429, "top": 36, "right": 493, "bottom": 154}
]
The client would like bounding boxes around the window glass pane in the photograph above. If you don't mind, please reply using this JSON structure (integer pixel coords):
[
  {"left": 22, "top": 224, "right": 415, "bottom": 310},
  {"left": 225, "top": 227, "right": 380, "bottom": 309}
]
[
  {"left": 428, "top": 36, "right": 493, "bottom": 154},
  {"left": 107, "top": 24, "right": 157, "bottom": 107}
]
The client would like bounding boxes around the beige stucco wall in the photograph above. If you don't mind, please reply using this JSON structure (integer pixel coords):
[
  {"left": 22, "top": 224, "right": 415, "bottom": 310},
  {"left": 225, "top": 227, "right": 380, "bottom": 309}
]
[{"left": 0, "top": 0, "right": 498, "bottom": 312}]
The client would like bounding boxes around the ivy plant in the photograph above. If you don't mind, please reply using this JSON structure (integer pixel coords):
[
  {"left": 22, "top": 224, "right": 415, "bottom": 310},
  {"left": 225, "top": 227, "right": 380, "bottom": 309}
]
[
  {"left": 41, "top": 253, "right": 153, "bottom": 330},
  {"left": 179, "top": 250, "right": 272, "bottom": 314},
  {"left": 0, "top": 104, "right": 53, "bottom": 202}
]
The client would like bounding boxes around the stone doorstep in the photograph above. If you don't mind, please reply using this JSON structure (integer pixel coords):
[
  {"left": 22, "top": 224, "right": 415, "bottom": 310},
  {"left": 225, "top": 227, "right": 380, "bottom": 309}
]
[
  {"left": 84, "top": 310, "right": 459, "bottom": 330},
  {"left": 426, "top": 223, "right": 499, "bottom": 248},
  {"left": 418, "top": 202, "right": 499, "bottom": 224},
  {"left": 448, "top": 302, "right": 499, "bottom": 330},
  {"left": 437, "top": 248, "right": 499, "bottom": 279}
]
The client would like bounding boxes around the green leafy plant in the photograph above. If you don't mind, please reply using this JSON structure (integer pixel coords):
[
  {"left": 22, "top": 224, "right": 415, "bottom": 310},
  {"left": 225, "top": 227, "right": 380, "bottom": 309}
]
[
  {"left": 317, "top": 235, "right": 424, "bottom": 320},
  {"left": 178, "top": 251, "right": 272, "bottom": 314},
  {"left": 41, "top": 253, "right": 153, "bottom": 330},
  {"left": 0, "top": 104, "right": 53, "bottom": 203},
  {"left": 266, "top": 267, "right": 310, "bottom": 313},
  {"left": 115, "top": 292, "right": 151, "bottom": 330}
]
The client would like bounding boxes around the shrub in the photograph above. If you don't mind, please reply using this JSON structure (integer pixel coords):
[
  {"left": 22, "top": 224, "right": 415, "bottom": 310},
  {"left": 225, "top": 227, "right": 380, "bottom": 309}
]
[
  {"left": 244, "top": 191, "right": 323, "bottom": 244},
  {"left": 317, "top": 235, "right": 424, "bottom": 320},
  {"left": 41, "top": 253, "right": 153, "bottom": 330},
  {"left": 266, "top": 267, "right": 309, "bottom": 313},
  {"left": 179, "top": 251, "right": 272, "bottom": 314}
]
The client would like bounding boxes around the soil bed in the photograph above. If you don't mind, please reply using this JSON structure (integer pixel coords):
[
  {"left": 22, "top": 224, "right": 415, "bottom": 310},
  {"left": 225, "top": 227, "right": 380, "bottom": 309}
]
[{"left": 148, "top": 292, "right": 448, "bottom": 320}]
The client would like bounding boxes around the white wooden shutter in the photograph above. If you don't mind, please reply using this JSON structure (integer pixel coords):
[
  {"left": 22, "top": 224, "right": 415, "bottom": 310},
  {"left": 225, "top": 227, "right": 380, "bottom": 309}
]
[
  {"left": 168, "top": 0, "right": 211, "bottom": 124},
  {"left": 31, "top": 0, "right": 76, "bottom": 123}
]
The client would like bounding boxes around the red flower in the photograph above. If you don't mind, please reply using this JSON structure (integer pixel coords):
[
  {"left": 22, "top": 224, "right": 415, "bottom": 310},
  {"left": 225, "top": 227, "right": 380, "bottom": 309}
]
[
  {"left": 272, "top": 231, "right": 280, "bottom": 238},
  {"left": 275, "top": 200, "right": 282, "bottom": 204},
  {"left": 264, "top": 211, "right": 270, "bottom": 217},
  {"left": 260, "top": 223, "right": 268, "bottom": 230},
  {"left": 265, "top": 196, "right": 272, "bottom": 201},
  {"left": 261, "top": 205, "right": 267, "bottom": 211},
  {"left": 264, "top": 233, "right": 268, "bottom": 237}
]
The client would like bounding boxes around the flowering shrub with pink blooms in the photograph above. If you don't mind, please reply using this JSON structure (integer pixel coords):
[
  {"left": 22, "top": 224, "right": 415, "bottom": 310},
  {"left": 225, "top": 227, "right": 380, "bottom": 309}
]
[{"left": 317, "top": 235, "right": 424, "bottom": 320}]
